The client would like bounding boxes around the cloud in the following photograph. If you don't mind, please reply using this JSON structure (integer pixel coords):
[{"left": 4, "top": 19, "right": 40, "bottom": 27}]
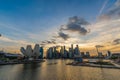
[
  {"left": 98, "top": 0, "right": 120, "bottom": 21},
  {"left": 58, "top": 32, "right": 70, "bottom": 40},
  {"left": 95, "top": 45, "right": 104, "bottom": 48},
  {"left": 40, "top": 39, "right": 56, "bottom": 45},
  {"left": 113, "top": 39, "right": 120, "bottom": 45},
  {"left": 107, "top": 0, "right": 120, "bottom": 17},
  {"left": 60, "top": 16, "right": 90, "bottom": 35},
  {"left": 0, "top": 36, "right": 33, "bottom": 45}
]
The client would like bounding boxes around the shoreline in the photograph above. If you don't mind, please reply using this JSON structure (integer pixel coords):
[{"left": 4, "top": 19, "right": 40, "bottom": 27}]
[
  {"left": 66, "top": 62, "right": 120, "bottom": 69},
  {"left": 0, "top": 59, "right": 45, "bottom": 65}
]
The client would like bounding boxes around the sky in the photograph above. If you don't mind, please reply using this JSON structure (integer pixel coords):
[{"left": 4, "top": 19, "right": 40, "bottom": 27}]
[{"left": 0, "top": 0, "right": 120, "bottom": 54}]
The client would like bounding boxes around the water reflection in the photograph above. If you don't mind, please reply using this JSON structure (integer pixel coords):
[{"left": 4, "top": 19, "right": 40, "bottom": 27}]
[
  {"left": 15, "top": 63, "right": 41, "bottom": 80},
  {"left": 0, "top": 60, "right": 120, "bottom": 80}
]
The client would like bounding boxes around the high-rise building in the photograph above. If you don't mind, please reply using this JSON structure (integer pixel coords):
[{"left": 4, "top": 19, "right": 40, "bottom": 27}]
[
  {"left": 48, "top": 47, "right": 53, "bottom": 59},
  {"left": 39, "top": 47, "right": 44, "bottom": 59},
  {"left": 107, "top": 51, "right": 112, "bottom": 57},
  {"left": 69, "top": 48, "right": 73, "bottom": 58},
  {"left": 71, "top": 44, "right": 74, "bottom": 57},
  {"left": 86, "top": 52, "right": 90, "bottom": 58},
  {"left": 74, "top": 45, "right": 80, "bottom": 56},
  {"left": 98, "top": 52, "right": 102, "bottom": 58},
  {"left": 81, "top": 52, "right": 85, "bottom": 57},
  {"left": 63, "top": 46, "right": 68, "bottom": 58},
  {"left": 60, "top": 46, "right": 64, "bottom": 58}
]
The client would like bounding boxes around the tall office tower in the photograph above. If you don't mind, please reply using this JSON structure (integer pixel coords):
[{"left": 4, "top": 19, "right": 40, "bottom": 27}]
[
  {"left": 71, "top": 44, "right": 74, "bottom": 57},
  {"left": 33, "top": 44, "right": 40, "bottom": 59},
  {"left": 69, "top": 48, "right": 72, "bottom": 58},
  {"left": 86, "top": 52, "right": 90, "bottom": 58},
  {"left": 107, "top": 50, "right": 112, "bottom": 57},
  {"left": 46, "top": 47, "right": 53, "bottom": 59},
  {"left": 71, "top": 44, "right": 74, "bottom": 53},
  {"left": 53, "top": 47, "right": 56, "bottom": 58},
  {"left": 54, "top": 47, "right": 56, "bottom": 52},
  {"left": 81, "top": 52, "right": 85, "bottom": 57},
  {"left": 50, "top": 47, "right": 53, "bottom": 58},
  {"left": 46, "top": 48, "right": 50, "bottom": 59},
  {"left": 60, "top": 46, "right": 64, "bottom": 55},
  {"left": 74, "top": 45, "right": 80, "bottom": 56},
  {"left": 26, "top": 45, "right": 33, "bottom": 58},
  {"left": 39, "top": 47, "right": 44, "bottom": 59},
  {"left": 98, "top": 52, "right": 102, "bottom": 58},
  {"left": 59, "top": 46, "right": 63, "bottom": 58},
  {"left": 63, "top": 46, "right": 65, "bottom": 54},
  {"left": 63, "top": 46, "right": 67, "bottom": 58}
]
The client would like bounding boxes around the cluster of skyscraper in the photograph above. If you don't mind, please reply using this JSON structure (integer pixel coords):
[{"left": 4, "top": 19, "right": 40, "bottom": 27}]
[
  {"left": 20, "top": 44, "right": 43, "bottom": 60},
  {"left": 46, "top": 44, "right": 90, "bottom": 59}
]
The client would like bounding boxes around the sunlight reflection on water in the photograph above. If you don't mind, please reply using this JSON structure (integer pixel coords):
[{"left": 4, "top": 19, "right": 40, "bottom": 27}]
[{"left": 0, "top": 60, "right": 120, "bottom": 80}]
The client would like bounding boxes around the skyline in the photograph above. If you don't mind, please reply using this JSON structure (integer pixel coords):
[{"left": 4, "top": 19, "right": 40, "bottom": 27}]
[{"left": 0, "top": 0, "right": 120, "bottom": 53}]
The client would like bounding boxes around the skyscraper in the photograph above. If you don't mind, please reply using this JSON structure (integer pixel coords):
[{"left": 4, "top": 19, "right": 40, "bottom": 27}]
[
  {"left": 86, "top": 52, "right": 90, "bottom": 58},
  {"left": 63, "top": 46, "right": 68, "bottom": 58},
  {"left": 60, "top": 46, "right": 64, "bottom": 58},
  {"left": 39, "top": 47, "right": 44, "bottom": 59},
  {"left": 69, "top": 48, "right": 73, "bottom": 58},
  {"left": 74, "top": 45, "right": 80, "bottom": 56},
  {"left": 81, "top": 52, "right": 85, "bottom": 57}
]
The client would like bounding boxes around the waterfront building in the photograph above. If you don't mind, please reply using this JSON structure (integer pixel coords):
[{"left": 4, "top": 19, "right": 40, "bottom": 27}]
[
  {"left": 39, "top": 47, "right": 44, "bottom": 59},
  {"left": 0, "top": 51, "right": 22, "bottom": 60},
  {"left": 112, "top": 53, "right": 120, "bottom": 57},
  {"left": 86, "top": 52, "right": 90, "bottom": 58},
  {"left": 69, "top": 48, "right": 73, "bottom": 58},
  {"left": 26, "top": 45, "right": 33, "bottom": 58},
  {"left": 63, "top": 46, "right": 68, "bottom": 58},
  {"left": 20, "top": 44, "right": 41, "bottom": 60},
  {"left": 98, "top": 52, "right": 102, "bottom": 58},
  {"left": 107, "top": 51, "right": 112, "bottom": 57},
  {"left": 46, "top": 47, "right": 53, "bottom": 59},
  {"left": 71, "top": 44, "right": 74, "bottom": 54},
  {"left": 20, "top": 47, "right": 27, "bottom": 56},
  {"left": 81, "top": 52, "right": 85, "bottom": 57},
  {"left": 74, "top": 45, "right": 80, "bottom": 56}
]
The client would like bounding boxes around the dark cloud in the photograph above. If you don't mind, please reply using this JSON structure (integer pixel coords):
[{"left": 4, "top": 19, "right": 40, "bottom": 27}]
[
  {"left": 40, "top": 43, "right": 45, "bottom": 47},
  {"left": 41, "top": 39, "right": 56, "bottom": 45},
  {"left": 41, "top": 41, "right": 46, "bottom": 43},
  {"left": 60, "top": 16, "right": 90, "bottom": 35},
  {"left": 95, "top": 45, "right": 104, "bottom": 48},
  {"left": 113, "top": 39, "right": 120, "bottom": 45},
  {"left": 58, "top": 32, "right": 70, "bottom": 40}
]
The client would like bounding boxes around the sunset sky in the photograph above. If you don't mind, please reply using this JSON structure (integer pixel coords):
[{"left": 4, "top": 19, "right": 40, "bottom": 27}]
[{"left": 0, "top": 0, "right": 120, "bottom": 54}]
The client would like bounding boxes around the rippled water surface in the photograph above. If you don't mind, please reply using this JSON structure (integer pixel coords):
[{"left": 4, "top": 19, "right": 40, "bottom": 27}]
[{"left": 0, "top": 60, "right": 120, "bottom": 80}]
